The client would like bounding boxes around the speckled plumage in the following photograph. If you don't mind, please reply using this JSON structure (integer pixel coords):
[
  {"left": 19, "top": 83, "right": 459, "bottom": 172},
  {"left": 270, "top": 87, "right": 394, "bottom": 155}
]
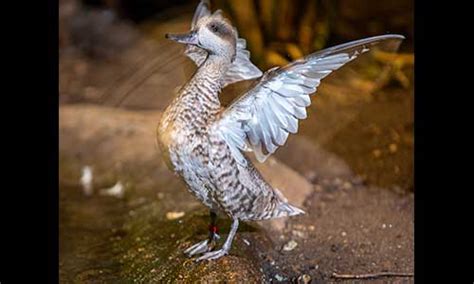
[
  {"left": 156, "top": 0, "right": 404, "bottom": 261},
  {"left": 157, "top": 54, "right": 300, "bottom": 221}
]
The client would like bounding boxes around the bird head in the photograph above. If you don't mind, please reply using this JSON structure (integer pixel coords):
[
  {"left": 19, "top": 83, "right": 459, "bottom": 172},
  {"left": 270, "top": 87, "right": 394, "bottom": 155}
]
[{"left": 165, "top": 10, "right": 237, "bottom": 62}]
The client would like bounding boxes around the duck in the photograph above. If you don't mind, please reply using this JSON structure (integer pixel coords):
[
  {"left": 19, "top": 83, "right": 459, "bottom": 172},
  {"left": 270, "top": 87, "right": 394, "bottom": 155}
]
[{"left": 157, "top": 0, "right": 404, "bottom": 261}]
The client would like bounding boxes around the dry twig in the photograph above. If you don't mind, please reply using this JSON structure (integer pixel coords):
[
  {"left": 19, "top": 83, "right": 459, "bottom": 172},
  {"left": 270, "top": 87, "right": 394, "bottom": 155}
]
[{"left": 331, "top": 272, "right": 414, "bottom": 279}]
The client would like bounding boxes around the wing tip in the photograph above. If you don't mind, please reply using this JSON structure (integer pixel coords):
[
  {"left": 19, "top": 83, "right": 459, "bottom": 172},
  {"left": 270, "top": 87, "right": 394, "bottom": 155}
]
[{"left": 375, "top": 34, "right": 406, "bottom": 42}]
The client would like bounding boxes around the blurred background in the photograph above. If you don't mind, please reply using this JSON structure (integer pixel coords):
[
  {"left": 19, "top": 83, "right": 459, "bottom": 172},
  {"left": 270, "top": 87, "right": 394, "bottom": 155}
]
[{"left": 59, "top": 0, "right": 414, "bottom": 282}]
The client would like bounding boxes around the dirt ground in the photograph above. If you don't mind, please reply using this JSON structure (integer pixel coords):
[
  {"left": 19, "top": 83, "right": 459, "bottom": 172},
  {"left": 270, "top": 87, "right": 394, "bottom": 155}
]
[{"left": 59, "top": 3, "right": 413, "bottom": 283}]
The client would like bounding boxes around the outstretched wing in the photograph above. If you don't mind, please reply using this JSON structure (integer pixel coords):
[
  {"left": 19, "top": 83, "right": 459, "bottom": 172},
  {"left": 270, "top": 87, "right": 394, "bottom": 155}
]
[
  {"left": 184, "top": 0, "right": 262, "bottom": 87},
  {"left": 212, "top": 34, "right": 405, "bottom": 165}
]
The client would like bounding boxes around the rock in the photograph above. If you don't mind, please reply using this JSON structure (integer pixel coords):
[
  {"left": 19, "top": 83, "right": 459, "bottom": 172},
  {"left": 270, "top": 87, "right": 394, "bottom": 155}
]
[
  {"left": 342, "top": 181, "right": 352, "bottom": 190},
  {"left": 99, "top": 181, "right": 125, "bottom": 198},
  {"left": 274, "top": 274, "right": 286, "bottom": 282},
  {"left": 80, "top": 165, "right": 93, "bottom": 196},
  {"left": 282, "top": 240, "right": 298, "bottom": 251},
  {"left": 275, "top": 135, "right": 353, "bottom": 181},
  {"left": 389, "top": 143, "right": 398, "bottom": 153},
  {"left": 297, "top": 274, "right": 312, "bottom": 284},
  {"left": 166, "top": 211, "right": 185, "bottom": 220},
  {"left": 372, "top": 149, "right": 382, "bottom": 158}
]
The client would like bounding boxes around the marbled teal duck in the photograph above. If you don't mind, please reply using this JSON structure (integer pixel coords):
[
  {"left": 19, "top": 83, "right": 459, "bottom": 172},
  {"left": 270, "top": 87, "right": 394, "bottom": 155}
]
[{"left": 157, "top": 0, "right": 404, "bottom": 261}]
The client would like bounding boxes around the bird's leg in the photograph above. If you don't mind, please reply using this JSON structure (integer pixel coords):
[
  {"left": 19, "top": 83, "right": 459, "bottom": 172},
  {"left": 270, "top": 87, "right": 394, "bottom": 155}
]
[
  {"left": 207, "top": 210, "right": 220, "bottom": 246},
  {"left": 184, "top": 210, "right": 221, "bottom": 257},
  {"left": 196, "top": 218, "right": 239, "bottom": 261}
]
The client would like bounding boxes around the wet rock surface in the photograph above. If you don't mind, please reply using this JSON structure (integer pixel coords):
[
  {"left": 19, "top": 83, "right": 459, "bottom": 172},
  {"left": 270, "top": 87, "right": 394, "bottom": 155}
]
[{"left": 59, "top": 105, "right": 413, "bottom": 283}]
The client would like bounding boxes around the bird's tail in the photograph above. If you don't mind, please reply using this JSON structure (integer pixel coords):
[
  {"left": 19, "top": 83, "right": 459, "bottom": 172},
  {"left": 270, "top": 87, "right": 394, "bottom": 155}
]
[
  {"left": 277, "top": 202, "right": 306, "bottom": 217},
  {"left": 271, "top": 187, "right": 306, "bottom": 218}
]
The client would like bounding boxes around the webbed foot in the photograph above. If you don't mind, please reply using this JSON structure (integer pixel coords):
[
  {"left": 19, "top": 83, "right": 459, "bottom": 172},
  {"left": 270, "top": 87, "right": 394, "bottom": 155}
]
[
  {"left": 195, "top": 247, "right": 229, "bottom": 261},
  {"left": 183, "top": 234, "right": 220, "bottom": 256}
]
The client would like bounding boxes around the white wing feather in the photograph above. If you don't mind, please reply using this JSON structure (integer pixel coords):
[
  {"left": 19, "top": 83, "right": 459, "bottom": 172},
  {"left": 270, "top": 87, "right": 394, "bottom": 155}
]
[{"left": 213, "top": 35, "right": 405, "bottom": 165}]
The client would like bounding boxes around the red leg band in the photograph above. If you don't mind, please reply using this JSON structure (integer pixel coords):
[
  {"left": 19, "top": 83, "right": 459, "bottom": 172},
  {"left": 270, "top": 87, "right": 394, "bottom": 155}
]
[{"left": 209, "top": 225, "right": 218, "bottom": 234}]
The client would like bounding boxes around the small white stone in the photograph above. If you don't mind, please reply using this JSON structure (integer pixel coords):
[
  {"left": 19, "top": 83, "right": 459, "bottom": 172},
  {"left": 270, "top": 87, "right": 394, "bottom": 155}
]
[
  {"left": 274, "top": 274, "right": 285, "bottom": 282},
  {"left": 342, "top": 182, "right": 352, "bottom": 190},
  {"left": 297, "top": 274, "right": 312, "bottom": 284},
  {"left": 341, "top": 231, "right": 347, "bottom": 237},
  {"left": 292, "top": 230, "right": 305, "bottom": 238},
  {"left": 166, "top": 211, "right": 185, "bottom": 220},
  {"left": 282, "top": 240, "right": 298, "bottom": 251},
  {"left": 382, "top": 223, "right": 387, "bottom": 229},
  {"left": 80, "top": 166, "right": 93, "bottom": 196},
  {"left": 100, "top": 181, "right": 125, "bottom": 198}
]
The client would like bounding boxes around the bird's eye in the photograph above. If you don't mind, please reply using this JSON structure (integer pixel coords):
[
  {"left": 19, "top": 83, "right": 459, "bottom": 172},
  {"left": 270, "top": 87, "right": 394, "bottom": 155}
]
[{"left": 210, "top": 24, "right": 219, "bottom": 33}]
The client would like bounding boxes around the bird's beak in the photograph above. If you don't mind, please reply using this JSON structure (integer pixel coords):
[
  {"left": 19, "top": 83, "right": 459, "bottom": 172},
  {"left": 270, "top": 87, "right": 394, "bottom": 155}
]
[{"left": 165, "top": 30, "right": 199, "bottom": 45}]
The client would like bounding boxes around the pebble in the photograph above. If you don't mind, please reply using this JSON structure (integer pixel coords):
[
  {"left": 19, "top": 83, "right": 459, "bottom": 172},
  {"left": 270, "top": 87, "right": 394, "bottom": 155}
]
[
  {"left": 297, "top": 274, "right": 312, "bottom": 284},
  {"left": 342, "top": 181, "right": 352, "bottom": 190},
  {"left": 292, "top": 230, "right": 305, "bottom": 238},
  {"left": 166, "top": 211, "right": 185, "bottom": 220},
  {"left": 341, "top": 231, "right": 347, "bottom": 237},
  {"left": 100, "top": 181, "right": 125, "bottom": 198},
  {"left": 80, "top": 166, "right": 93, "bottom": 196},
  {"left": 394, "top": 165, "right": 400, "bottom": 174},
  {"left": 390, "top": 129, "right": 401, "bottom": 142},
  {"left": 389, "top": 143, "right": 398, "bottom": 153},
  {"left": 282, "top": 240, "right": 298, "bottom": 251},
  {"left": 372, "top": 149, "right": 382, "bottom": 158},
  {"left": 305, "top": 171, "right": 318, "bottom": 183},
  {"left": 274, "top": 274, "right": 285, "bottom": 282}
]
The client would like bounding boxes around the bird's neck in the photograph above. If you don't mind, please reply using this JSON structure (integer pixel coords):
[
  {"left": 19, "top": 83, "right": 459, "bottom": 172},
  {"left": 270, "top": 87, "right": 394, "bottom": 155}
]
[
  {"left": 178, "top": 54, "right": 231, "bottom": 113},
  {"left": 192, "top": 54, "right": 230, "bottom": 93}
]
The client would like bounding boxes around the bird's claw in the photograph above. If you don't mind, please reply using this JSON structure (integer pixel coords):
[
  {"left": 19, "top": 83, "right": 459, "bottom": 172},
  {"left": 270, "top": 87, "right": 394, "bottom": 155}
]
[
  {"left": 183, "top": 234, "right": 220, "bottom": 257},
  {"left": 195, "top": 248, "right": 229, "bottom": 261},
  {"left": 184, "top": 239, "right": 210, "bottom": 256}
]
